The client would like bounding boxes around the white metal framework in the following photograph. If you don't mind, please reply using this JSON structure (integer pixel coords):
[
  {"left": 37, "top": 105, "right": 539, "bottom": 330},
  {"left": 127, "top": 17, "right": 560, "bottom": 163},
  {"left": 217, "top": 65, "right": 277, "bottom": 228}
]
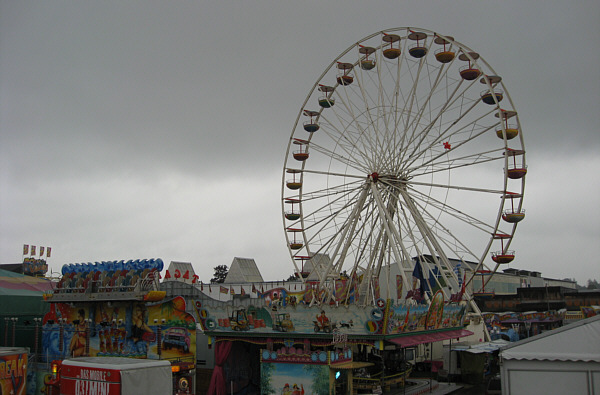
[{"left": 282, "top": 27, "right": 526, "bottom": 306}]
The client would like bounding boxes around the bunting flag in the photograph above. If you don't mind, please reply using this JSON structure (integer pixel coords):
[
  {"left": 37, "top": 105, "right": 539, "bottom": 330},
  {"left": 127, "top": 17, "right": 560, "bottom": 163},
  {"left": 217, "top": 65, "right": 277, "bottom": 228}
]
[
  {"left": 230, "top": 287, "right": 235, "bottom": 295},
  {"left": 23, "top": 244, "right": 29, "bottom": 255},
  {"left": 241, "top": 287, "right": 246, "bottom": 296},
  {"left": 40, "top": 246, "right": 45, "bottom": 257},
  {"left": 31, "top": 246, "right": 36, "bottom": 256},
  {"left": 46, "top": 247, "right": 52, "bottom": 258},
  {"left": 373, "top": 278, "right": 380, "bottom": 299},
  {"left": 252, "top": 284, "right": 257, "bottom": 293},
  {"left": 209, "top": 285, "right": 212, "bottom": 292},
  {"left": 200, "top": 282, "right": 204, "bottom": 291},
  {"left": 219, "top": 286, "right": 228, "bottom": 294}
]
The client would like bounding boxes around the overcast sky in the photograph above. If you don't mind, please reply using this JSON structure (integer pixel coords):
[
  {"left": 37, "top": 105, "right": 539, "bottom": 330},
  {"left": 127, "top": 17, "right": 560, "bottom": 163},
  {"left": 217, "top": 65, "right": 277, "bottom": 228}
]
[{"left": 1, "top": 1, "right": 599, "bottom": 285}]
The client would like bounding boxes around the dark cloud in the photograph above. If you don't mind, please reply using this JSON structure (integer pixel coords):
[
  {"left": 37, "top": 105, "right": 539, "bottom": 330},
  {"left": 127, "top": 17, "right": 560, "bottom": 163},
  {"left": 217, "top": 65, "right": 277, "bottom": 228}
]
[{"left": 1, "top": 1, "right": 599, "bottom": 284}]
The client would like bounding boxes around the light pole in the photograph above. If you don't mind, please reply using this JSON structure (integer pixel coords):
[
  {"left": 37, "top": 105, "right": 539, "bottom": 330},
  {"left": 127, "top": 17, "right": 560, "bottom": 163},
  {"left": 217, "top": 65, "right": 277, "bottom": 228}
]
[
  {"left": 34, "top": 317, "right": 42, "bottom": 355},
  {"left": 3, "top": 317, "right": 8, "bottom": 345},
  {"left": 11, "top": 317, "right": 17, "bottom": 346},
  {"left": 85, "top": 318, "right": 92, "bottom": 356}
]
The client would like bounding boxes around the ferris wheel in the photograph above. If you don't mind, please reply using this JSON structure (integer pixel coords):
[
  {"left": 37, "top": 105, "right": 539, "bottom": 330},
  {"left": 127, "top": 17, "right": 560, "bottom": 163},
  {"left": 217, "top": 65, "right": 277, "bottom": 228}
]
[{"left": 282, "top": 27, "right": 526, "bottom": 307}]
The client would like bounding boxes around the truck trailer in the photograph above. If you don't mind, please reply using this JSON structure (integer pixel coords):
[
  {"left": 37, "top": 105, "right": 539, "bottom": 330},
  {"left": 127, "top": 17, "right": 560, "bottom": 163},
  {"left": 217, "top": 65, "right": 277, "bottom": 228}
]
[{"left": 49, "top": 357, "right": 174, "bottom": 395}]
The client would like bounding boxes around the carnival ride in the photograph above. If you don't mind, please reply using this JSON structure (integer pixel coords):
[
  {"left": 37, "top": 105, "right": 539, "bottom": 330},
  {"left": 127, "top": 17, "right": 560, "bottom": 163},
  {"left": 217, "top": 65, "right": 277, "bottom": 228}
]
[{"left": 282, "top": 27, "right": 526, "bottom": 310}]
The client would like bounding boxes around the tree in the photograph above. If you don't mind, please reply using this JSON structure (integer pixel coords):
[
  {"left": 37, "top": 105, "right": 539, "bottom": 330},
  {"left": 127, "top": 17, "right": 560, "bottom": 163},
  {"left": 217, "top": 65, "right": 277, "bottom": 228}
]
[
  {"left": 285, "top": 274, "right": 298, "bottom": 282},
  {"left": 211, "top": 265, "right": 228, "bottom": 283},
  {"left": 587, "top": 279, "right": 600, "bottom": 290}
]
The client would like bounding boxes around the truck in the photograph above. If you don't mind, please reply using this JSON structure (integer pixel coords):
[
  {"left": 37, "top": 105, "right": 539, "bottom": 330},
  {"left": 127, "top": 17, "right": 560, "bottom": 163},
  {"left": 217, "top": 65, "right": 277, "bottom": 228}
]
[
  {"left": 47, "top": 357, "right": 181, "bottom": 395},
  {"left": 229, "top": 309, "right": 249, "bottom": 331}
]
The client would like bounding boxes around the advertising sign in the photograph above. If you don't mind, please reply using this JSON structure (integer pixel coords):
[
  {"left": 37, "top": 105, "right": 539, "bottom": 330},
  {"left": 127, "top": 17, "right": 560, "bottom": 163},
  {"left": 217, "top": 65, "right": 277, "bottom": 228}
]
[{"left": 0, "top": 348, "right": 27, "bottom": 395}]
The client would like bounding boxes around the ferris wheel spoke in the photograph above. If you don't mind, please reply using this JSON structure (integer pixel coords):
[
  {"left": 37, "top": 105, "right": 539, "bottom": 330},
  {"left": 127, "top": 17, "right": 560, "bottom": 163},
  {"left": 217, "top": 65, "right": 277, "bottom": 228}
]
[
  {"left": 369, "top": 183, "right": 420, "bottom": 293},
  {"left": 315, "top": 116, "right": 376, "bottom": 172},
  {"left": 300, "top": 167, "right": 366, "bottom": 182},
  {"left": 407, "top": 189, "right": 495, "bottom": 254},
  {"left": 400, "top": 73, "right": 469, "bottom": 164},
  {"left": 406, "top": 147, "right": 505, "bottom": 177},
  {"left": 411, "top": 190, "right": 494, "bottom": 234},
  {"left": 407, "top": 179, "right": 505, "bottom": 195},
  {"left": 395, "top": 51, "right": 450, "bottom": 166},
  {"left": 404, "top": 93, "right": 486, "bottom": 170}
]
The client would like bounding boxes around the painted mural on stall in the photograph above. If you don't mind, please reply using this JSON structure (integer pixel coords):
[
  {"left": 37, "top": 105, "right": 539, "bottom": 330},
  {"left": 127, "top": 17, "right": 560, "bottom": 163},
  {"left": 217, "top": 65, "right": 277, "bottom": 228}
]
[
  {"left": 194, "top": 289, "right": 467, "bottom": 336},
  {"left": 261, "top": 362, "right": 329, "bottom": 395},
  {"left": 41, "top": 296, "right": 195, "bottom": 362},
  {"left": 0, "top": 351, "right": 27, "bottom": 395}
]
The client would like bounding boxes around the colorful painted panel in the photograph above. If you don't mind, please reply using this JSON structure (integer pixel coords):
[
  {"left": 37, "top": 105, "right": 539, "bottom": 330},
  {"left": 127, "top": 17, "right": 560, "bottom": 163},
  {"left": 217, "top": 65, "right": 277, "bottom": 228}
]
[
  {"left": 194, "top": 290, "right": 467, "bottom": 337},
  {"left": 0, "top": 351, "right": 27, "bottom": 395},
  {"left": 42, "top": 296, "right": 195, "bottom": 362},
  {"left": 261, "top": 362, "right": 329, "bottom": 395}
]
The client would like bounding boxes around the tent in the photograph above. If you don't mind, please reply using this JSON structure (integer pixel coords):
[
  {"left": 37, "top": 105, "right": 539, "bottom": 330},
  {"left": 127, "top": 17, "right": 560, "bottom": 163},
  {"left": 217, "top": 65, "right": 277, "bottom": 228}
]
[
  {"left": 500, "top": 315, "right": 600, "bottom": 394},
  {"left": 0, "top": 269, "right": 53, "bottom": 349}
]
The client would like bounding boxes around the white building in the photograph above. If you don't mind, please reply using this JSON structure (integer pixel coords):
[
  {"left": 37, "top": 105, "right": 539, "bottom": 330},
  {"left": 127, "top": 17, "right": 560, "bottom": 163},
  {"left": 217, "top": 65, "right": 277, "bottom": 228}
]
[{"left": 500, "top": 315, "right": 600, "bottom": 394}]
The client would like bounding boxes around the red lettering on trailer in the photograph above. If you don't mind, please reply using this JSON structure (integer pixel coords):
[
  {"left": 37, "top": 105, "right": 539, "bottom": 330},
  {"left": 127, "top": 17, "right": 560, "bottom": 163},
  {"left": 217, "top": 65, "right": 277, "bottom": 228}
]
[{"left": 74, "top": 379, "right": 110, "bottom": 395}]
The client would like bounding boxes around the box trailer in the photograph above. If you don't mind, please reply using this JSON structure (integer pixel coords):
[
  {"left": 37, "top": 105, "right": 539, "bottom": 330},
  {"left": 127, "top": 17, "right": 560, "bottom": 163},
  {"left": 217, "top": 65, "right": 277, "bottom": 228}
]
[{"left": 54, "top": 357, "right": 173, "bottom": 395}]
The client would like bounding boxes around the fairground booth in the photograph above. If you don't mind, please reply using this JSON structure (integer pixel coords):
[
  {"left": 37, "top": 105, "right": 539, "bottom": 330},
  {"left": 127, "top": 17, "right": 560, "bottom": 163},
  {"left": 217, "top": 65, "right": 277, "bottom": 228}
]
[
  {"left": 193, "top": 272, "right": 474, "bottom": 395},
  {"left": 40, "top": 258, "right": 196, "bottom": 395}
]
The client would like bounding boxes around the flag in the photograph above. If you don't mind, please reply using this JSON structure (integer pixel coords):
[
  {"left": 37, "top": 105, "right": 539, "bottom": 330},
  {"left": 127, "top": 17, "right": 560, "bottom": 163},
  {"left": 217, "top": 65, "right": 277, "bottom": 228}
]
[
  {"left": 220, "top": 286, "right": 228, "bottom": 294},
  {"left": 201, "top": 282, "right": 204, "bottom": 291},
  {"left": 31, "top": 246, "right": 36, "bottom": 256},
  {"left": 241, "top": 287, "right": 246, "bottom": 296},
  {"left": 46, "top": 247, "right": 51, "bottom": 258},
  {"left": 230, "top": 287, "right": 235, "bottom": 295},
  {"left": 412, "top": 260, "right": 426, "bottom": 295},
  {"left": 23, "top": 244, "right": 29, "bottom": 255},
  {"left": 40, "top": 246, "right": 45, "bottom": 257},
  {"left": 252, "top": 284, "right": 257, "bottom": 293}
]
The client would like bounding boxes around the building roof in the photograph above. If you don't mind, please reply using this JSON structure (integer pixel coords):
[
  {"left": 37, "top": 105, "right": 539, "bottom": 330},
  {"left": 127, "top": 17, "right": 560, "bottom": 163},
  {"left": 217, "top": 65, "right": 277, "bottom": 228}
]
[
  {"left": 223, "top": 257, "right": 264, "bottom": 284},
  {"left": 500, "top": 315, "right": 600, "bottom": 362}
]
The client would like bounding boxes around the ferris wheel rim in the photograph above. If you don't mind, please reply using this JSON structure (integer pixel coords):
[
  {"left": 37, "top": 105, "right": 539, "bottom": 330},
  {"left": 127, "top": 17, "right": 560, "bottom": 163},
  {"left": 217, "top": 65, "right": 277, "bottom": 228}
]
[{"left": 282, "top": 27, "right": 525, "bottom": 305}]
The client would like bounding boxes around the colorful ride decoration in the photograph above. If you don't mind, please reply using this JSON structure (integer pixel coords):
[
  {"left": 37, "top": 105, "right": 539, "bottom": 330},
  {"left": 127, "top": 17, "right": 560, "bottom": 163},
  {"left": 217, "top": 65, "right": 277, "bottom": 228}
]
[
  {"left": 52, "top": 258, "right": 164, "bottom": 299},
  {"left": 41, "top": 296, "right": 195, "bottom": 362},
  {"left": 261, "top": 343, "right": 346, "bottom": 395},
  {"left": 193, "top": 286, "right": 467, "bottom": 337},
  {"left": 22, "top": 257, "right": 49, "bottom": 276}
]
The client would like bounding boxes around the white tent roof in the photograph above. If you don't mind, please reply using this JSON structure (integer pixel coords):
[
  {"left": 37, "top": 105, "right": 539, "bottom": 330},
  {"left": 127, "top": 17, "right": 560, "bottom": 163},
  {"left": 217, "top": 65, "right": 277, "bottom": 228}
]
[
  {"left": 500, "top": 315, "right": 600, "bottom": 362},
  {"left": 303, "top": 253, "right": 330, "bottom": 281},
  {"left": 164, "top": 261, "right": 196, "bottom": 283},
  {"left": 223, "top": 257, "right": 264, "bottom": 284},
  {"left": 453, "top": 339, "right": 510, "bottom": 354}
]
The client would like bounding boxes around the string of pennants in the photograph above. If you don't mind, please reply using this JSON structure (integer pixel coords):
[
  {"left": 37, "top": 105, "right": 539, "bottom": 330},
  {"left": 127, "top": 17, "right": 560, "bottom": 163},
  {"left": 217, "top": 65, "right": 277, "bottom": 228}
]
[{"left": 161, "top": 268, "right": 273, "bottom": 297}]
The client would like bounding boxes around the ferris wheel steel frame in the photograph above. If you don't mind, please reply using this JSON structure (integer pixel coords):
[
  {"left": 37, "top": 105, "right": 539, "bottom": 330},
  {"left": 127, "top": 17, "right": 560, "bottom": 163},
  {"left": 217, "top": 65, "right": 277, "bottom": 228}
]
[{"left": 282, "top": 27, "right": 526, "bottom": 309}]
